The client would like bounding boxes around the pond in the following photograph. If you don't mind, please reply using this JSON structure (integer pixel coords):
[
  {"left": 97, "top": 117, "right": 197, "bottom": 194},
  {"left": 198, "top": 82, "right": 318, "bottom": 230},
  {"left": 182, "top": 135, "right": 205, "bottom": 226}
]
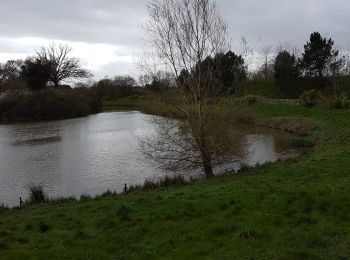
[{"left": 0, "top": 111, "right": 299, "bottom": 207}]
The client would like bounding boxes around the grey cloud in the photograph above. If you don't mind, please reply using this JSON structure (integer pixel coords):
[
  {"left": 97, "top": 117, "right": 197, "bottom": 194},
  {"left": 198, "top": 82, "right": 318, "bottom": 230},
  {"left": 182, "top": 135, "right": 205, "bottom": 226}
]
[
  {"left": 1, "top": 0, "right": 349, "bottom": 77},
  {"left": 0, "top": 0, "right": 147, "bottom": 46},
  {"left": 218, "top": 0, "right": 350, "bottom": 47}
]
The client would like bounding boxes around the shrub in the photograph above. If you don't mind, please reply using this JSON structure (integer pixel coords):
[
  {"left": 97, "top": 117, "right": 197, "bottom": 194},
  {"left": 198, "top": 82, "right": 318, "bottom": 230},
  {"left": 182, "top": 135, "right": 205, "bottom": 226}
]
[
  {"left": 0, "top": 88, "right": 101, "bottom": 122},
  {"left": 320, "top": 95, "right": 344, "bottom": 109},
  {"left": 299, "top": 89, "right": 319, "bottom": 107},
  {"left": 0, "top": 204, "right": 8, "bottom": 210},
  {"left": 28, "top": 185, "right": 47, "bottom": 204},
  {"left": 289, "top": 137, "right": 315, "bottom": 148},
  {"left": 341, "top": 99, "right": 350, "bottom": 109},
  {"left": 129, "top": 175, "right": 188, "bottom": 192},
  {"left": 231, "top": 109, "right": 257, "bottom": 124},
  {"left": 234, "top": 95, "right": 262, "bottom": 105}
]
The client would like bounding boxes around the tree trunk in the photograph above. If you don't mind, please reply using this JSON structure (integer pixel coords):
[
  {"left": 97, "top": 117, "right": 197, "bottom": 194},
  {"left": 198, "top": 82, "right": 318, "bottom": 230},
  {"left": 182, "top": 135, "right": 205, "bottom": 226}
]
[
  {"left": 203, "top": 163, "right": 214, "bottom": 179},
  {"left": 53, "top": 81, "right": 59, "bottom": 88},
  {"left": 200, "top": 144, "right": 214, "bottom": 179}
]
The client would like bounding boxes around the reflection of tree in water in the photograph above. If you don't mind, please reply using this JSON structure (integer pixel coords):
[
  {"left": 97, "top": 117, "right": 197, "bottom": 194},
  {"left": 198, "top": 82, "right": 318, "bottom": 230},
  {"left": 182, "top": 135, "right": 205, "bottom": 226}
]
[
  {"left": 140, "top": 118, "right": 300, "bottom": 177},
  {"left": 139, "top": 116, "right": 243, "bottom": 178}
]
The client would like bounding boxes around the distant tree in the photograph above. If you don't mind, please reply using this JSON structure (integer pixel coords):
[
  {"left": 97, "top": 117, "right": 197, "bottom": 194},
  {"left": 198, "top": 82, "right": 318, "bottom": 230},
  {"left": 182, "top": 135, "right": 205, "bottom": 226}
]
[
  {"left": 274, "top": 51, "right": 299, "bottom": 82},
  {"left": 345, "top": 45, "right": 350, "bottom": 76},
  {"left": 113, "top": 75, "right": 137, "bottom": 88},
  {"left": 274, "top": 51, "right": 300, "bottom": 97},
  {"left": 94, "top": 75, "right": 137, "bottom": 100},
  {"left": 197, "top": 51, "right": 247, "bottom": 95},
  {"left": 300, "top": 32, "right": 340, "bottom": 78},
  {"left": 0, "top": 60, "right": 23, "bottom": 82},
  {"left": 20, "top": 58, "right": 51, "bottom": 91},
  {"left": 176, "top": 69, "right": 191, "bottom": 92},
  {"left": 144, "top": 71, "right": 175, "bottom": 92},
  {"left": 252, "top": 63, "right": 275, "bottom": 80},
  {"left": 216, "top": 51, "right": 247, "bottom": 94},
  {"left": 259, "top": 45, "right": 275, "bottom": 80},
  {"left": 0, "top": 60, "right": 27, "bottom": 90},
  {"left": 36, "top": 44, "right": 91, "bottom": 87}
]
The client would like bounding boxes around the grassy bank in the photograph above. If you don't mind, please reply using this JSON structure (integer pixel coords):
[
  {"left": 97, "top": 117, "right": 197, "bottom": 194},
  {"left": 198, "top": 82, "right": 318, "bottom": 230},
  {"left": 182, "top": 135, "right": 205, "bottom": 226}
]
[{"left": 1, "top": 98, "right": 350, "bottom": 259}]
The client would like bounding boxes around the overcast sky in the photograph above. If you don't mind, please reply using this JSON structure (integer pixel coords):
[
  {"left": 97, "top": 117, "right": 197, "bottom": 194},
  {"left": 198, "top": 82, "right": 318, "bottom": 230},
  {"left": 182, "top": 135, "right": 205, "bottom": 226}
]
[{"left": 1, "top": 0, "right": 349, "bottom": 80}]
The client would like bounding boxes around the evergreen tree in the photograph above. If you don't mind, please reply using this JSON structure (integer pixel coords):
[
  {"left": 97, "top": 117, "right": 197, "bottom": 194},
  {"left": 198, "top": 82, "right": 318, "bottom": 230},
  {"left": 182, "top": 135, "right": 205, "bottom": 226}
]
[
  {"left": 21, "top": 58, "right": 51, "bottom": 91},
  {"left": 300, "top": 32, "right": 339, "bottom": 78},
  {"left": 274, "top": 51, "right": 300, "bottom": 98}
]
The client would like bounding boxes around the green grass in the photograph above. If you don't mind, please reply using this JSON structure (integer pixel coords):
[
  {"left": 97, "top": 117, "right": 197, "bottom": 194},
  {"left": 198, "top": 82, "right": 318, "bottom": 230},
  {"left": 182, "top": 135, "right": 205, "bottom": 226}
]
[{"left": 1, "top": 99, "right": 350, "bottom": 259}]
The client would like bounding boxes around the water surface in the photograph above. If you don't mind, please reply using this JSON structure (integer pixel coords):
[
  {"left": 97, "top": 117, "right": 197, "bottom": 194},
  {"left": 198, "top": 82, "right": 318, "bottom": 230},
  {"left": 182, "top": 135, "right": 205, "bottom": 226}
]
[{"left": 0, "top": 112, "right": 297, "bottom": 207}]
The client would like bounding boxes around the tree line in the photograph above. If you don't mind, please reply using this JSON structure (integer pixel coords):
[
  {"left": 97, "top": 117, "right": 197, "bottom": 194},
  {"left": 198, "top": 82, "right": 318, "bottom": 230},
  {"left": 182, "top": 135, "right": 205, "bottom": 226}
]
[
  {"left": 0, "top": 44, "right": 90, "bottom": 91},
  {"left": 1, "top": 33, "right": 349, "bottom": 100}
]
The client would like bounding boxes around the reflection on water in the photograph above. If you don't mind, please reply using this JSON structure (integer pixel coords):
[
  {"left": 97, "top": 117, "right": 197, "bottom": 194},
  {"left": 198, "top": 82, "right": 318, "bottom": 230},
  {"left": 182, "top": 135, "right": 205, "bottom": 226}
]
[
  {"left": 0, "top": 112, "right": 298, "bottom": 207},
  {"left": 213, "top": 125, "right": 298, "bottom": 173},
  {"left": 13, "top": 136, "right": 62, "bottom": 146}
]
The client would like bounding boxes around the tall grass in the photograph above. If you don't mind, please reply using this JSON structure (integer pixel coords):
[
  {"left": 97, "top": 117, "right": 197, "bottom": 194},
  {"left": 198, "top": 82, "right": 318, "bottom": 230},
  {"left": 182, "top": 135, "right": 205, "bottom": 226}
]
[
  {"left": 27, "top": 185, "right": 47, "bottom": 204},
  {"left": 0, "top": 204, "right": 8, "bottom": 210},
  {"left": 129, "top": 175, "right": 188, "bottom": 192},
  {"left": 289, "top": 137, "right": 316, "bottom": 148}
]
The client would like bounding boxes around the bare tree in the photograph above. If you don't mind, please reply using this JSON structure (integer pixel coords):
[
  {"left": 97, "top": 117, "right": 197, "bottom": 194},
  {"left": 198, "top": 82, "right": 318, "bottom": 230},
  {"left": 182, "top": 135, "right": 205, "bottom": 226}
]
[
  {"left": 342, "top": 44, "right": 350, "bottom": 76},
  {"left": 0, "top": 60, "right": 23, "bottom": 83},
  {"left": 0, "top": 60, "right": 27, "bottom": 90},
  {"left": 259, "top": 45, "right": 275, "bottom": 80},
  {"left": 142, "top": 0, "right": 231, "bottom": 178},
  {"left": 275, "top": 42, "right": 301, "bottom": 58},
  {"left": 36, "top": 44, "right": 91, "bottom": 87}
]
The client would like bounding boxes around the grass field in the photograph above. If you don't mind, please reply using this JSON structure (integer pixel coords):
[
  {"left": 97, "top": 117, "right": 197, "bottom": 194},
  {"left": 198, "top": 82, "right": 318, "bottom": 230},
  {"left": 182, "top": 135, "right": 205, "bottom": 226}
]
[{"left": 1, "top": 97, "right": 350, "bottom": 259}]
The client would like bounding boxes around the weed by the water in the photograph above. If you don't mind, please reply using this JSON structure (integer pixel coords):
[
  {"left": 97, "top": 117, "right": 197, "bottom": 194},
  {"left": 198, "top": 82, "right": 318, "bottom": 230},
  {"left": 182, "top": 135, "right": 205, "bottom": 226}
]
[
  {"left": 289, "top": 137, "right": 315, "bottom": 148},
  {"left": 129, "top": 175, "right": 188, "bottom": 192},
  {"left": 27, "top": 185, "right": 47, "bottom": 204}
]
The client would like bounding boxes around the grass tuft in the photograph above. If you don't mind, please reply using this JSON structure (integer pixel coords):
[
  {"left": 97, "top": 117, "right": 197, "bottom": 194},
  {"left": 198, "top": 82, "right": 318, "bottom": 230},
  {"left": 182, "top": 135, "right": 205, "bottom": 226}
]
[
  {"left": 289, "top": 137, "right": 316, "bottom": 148},
  {"left": 129, "top": 175, "right": 188, "bottom": 192},
  {"left": 27, "top": 185, "right": 47, "bottom": 204}
]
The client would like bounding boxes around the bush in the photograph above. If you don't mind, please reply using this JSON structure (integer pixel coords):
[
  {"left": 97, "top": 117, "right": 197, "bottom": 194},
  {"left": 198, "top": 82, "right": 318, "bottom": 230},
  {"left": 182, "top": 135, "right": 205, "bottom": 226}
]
[
  {"left": 320, "top": 95, "right": 344, "bottom": 109},
  {"left": 299, "top": 89, "right": 319, "bottom": 107},
  {"left": 129, "top": 175, "right": 188, "bottom": 192},
  {"left": 0, "top": 88, "right": 101, "bottom": 122},
  {"left": 234, "top": 95, "right": 262, "bottom": 106},
  {"left": 0, "top": 204, "right": 8, "bottom": 210},
  {"left": 289, "top": 137, "right": 315, "bottom": 148},
  {"left": 342, "top": 100, "right": 350, "bottom": 109},
  {"left": 28, "top": 185, "right": 47, "bottom": 204}
]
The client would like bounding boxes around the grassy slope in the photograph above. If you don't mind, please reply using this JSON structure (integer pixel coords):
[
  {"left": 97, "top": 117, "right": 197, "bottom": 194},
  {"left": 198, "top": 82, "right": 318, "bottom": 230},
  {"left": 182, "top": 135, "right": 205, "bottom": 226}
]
[{"left": 1, "top": 101, "right": 350, "bottom": 259}]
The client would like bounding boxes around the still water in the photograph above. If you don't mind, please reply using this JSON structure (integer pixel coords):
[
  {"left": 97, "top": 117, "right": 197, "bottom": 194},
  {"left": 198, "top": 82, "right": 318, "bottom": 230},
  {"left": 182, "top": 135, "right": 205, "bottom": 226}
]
[{"left": 0, "top": 112, "right": 297, "bottom": 207}]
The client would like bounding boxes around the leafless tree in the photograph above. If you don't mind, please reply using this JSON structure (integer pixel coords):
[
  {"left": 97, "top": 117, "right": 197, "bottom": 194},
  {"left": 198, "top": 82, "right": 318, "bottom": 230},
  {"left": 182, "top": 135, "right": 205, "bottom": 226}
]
[
  {"left": 0, "top": 60, "right": 23, "bottom": 83},
  {"left": 258, "top": 45, "right": 275, "bottom": 80},
  {"left": 142, "top": 0, "right": 231, "bottom": 178},
  {"left": 0, "top": 60, "right": 27, "bottom": 90},
  {"left": 341, "top": 44, "right": 350, "bottom": 76},
  {"left": 36, "top": 44, "right": 91, "bottom": 87},
  {"left": 275, "top": 42, "right": 301, "bottom": 58}
]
